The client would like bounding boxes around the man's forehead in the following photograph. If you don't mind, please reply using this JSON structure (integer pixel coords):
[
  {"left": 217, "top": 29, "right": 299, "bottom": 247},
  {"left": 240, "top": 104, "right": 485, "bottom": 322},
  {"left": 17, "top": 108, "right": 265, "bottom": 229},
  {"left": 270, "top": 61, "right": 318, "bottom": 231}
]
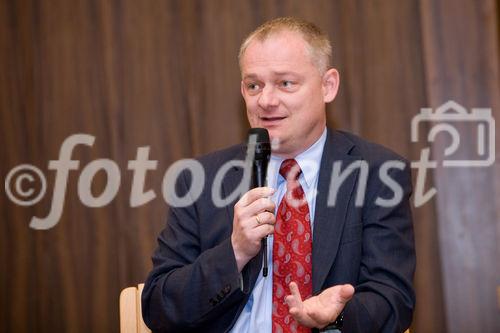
[
  {"left": 245, "top": 31, "right": 309, "bottom": 58},
  {"left": 241, "top": 31, "right": 315, "bottom": 74},
  {"left": 242, "top": 70, "right": 303, "bottom": 80}
]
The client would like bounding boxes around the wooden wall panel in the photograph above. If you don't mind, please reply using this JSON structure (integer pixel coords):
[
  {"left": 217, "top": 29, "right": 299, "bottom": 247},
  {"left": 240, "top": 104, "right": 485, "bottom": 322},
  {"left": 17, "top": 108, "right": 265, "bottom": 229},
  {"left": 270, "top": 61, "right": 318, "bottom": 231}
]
[
  {"left": 1, "top": 0, "right": 40, "bottom": 332},
  {"left": 419, "top": 0, "right": 500, "bottom": 332},
  {"left": 1, "top": 0, "right": 497, "bottom": 332}
]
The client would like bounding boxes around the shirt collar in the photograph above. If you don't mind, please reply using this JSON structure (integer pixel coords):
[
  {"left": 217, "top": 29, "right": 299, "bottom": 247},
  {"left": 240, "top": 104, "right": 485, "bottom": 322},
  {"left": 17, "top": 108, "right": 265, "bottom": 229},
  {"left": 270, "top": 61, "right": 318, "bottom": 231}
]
[{"left": 268, "top": 127, "right": 327, "bottom": 188}]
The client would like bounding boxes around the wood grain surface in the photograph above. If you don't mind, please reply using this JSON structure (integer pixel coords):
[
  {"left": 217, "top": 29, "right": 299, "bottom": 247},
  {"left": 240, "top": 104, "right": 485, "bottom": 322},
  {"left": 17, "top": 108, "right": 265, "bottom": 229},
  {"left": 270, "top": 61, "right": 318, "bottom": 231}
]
[{"left": 1, "top": 1, "right": 498, "bottom": 332}]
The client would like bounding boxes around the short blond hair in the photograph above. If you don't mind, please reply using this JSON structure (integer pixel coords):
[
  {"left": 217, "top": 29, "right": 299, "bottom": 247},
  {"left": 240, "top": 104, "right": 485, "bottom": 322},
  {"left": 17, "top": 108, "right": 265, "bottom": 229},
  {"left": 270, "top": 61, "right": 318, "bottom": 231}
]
[{"left": 238, "top": 17, "right": 332, "bottom": 73}]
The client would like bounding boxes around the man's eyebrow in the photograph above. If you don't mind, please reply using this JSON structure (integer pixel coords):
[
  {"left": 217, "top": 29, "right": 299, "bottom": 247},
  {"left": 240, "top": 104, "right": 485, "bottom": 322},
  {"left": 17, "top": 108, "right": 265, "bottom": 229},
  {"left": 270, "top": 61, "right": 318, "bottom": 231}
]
[
  {"left": 273, "top": 71, "right": 301, "bottom": 77},
  {"left": 242, "top": 74, "right": 258, "bottom": 80},
  {"left": 242, "top": 71, "right": 302, "bottom": 80}
]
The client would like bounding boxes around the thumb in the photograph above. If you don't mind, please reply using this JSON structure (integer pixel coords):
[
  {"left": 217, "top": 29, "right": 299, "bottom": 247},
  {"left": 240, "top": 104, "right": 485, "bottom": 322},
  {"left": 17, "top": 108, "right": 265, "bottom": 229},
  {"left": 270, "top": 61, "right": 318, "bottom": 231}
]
[{"left": 338, "top": 284, "right": 355, "bottom": 303}]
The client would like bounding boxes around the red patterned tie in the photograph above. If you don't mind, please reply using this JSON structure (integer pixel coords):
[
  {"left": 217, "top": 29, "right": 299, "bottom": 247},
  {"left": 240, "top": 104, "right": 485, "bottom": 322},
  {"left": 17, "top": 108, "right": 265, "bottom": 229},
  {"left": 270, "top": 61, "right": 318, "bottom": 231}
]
[{"left": 272, "top": 159, "right": 312, "bottom": 333}]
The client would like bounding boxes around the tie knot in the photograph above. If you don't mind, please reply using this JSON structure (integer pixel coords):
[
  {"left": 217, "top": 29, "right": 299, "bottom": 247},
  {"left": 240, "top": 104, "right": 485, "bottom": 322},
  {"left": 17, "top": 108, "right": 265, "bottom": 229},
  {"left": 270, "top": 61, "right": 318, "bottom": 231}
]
[{"left": 279, "top": 159, "right": 302, "bottom": 181}]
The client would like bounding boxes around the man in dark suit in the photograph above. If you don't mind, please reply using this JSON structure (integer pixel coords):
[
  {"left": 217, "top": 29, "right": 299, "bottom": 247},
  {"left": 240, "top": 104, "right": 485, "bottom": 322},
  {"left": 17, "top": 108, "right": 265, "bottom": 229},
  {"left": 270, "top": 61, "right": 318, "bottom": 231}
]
[{"left": 142, "top": 17, "right": 415, "bottom": 333}]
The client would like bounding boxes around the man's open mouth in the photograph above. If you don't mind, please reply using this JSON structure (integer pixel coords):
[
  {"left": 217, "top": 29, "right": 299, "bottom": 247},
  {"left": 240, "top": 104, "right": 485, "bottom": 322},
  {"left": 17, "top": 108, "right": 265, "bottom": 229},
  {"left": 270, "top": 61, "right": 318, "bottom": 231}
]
[{"left": 260, "top": 116, "right": 286, "bottom": 123}]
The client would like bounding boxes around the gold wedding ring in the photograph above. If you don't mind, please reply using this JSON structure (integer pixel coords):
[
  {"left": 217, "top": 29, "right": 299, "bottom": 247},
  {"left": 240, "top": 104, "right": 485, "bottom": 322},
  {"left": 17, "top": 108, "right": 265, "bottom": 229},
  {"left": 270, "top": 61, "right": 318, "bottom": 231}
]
[{"left": 255, "top": 214, "right": 262, "bottom": 225}]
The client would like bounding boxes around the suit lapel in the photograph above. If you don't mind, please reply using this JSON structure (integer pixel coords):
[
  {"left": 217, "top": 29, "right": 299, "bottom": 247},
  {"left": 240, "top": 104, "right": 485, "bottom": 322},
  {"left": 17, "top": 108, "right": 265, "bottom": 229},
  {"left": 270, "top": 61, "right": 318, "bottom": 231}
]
[{"left": 312, "top": 129, "right": 361, "bottom": 293}]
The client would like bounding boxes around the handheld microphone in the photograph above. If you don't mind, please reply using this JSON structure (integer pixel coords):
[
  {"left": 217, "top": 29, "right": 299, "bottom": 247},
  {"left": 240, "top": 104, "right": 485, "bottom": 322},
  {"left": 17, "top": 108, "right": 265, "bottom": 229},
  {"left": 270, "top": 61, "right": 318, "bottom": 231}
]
[{"left": 247, "top": 128, "right": 271, "bottom": 276}]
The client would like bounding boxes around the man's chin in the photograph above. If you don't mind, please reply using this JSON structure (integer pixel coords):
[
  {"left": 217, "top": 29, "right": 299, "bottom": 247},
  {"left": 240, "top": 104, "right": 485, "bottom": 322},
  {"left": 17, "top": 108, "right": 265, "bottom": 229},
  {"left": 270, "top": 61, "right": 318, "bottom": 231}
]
[
  {"left": 270, "top": 136, "right": 282, "bottom": 152},
  {"left": 264, "top": 131, "right": 291, "bottom": 156}
]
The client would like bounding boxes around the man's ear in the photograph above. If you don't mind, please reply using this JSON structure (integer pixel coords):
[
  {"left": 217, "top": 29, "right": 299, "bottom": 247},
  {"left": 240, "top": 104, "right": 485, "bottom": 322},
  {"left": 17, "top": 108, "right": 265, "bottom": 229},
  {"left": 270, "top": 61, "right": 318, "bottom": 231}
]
[
  {"left": 241, "top": 80, "right": 246, "bottom": 98},
  {"left": 322, "top": 68, "right": 340, "bottom": 103}
]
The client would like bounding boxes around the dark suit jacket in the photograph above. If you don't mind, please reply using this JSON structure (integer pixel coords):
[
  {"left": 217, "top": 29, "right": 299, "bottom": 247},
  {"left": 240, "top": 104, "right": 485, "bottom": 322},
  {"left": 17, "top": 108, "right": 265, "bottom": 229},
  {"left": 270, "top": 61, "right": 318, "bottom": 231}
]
[{"left": 142, "top": 129, "right": 416, "bottom": 333}]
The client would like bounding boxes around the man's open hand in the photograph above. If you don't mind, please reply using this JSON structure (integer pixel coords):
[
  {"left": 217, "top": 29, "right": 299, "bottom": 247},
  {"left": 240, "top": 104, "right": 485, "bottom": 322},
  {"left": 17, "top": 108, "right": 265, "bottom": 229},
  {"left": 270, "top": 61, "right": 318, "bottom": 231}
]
[{"left": 285, "top": 282, "right": 355, "bottom": 329}]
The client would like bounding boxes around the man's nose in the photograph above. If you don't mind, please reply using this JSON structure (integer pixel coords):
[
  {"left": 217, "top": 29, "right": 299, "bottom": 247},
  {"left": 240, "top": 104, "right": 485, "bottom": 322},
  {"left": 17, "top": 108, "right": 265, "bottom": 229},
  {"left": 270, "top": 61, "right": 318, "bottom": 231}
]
[{"left": 258, "top": 86, "right": 279, "bottom": 109}]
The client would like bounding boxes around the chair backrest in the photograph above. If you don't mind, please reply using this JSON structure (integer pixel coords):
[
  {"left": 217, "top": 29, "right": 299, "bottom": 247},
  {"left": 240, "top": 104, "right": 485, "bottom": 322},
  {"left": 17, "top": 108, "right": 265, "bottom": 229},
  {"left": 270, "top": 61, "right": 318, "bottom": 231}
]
[
  {"left": 497, "top": 286, "right": 500, "bottom": 309},
  {"left": 119, "top": 283, "right": 151, "bottom": 333}
]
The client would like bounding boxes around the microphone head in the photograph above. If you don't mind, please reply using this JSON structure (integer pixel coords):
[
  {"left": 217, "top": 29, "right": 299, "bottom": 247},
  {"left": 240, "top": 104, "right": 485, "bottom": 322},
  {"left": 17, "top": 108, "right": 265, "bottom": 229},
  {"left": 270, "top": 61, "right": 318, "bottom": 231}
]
[
  {"left": 247, "top": 128, "right": 271, "bottom": 160},
  {"left": 248, "top": 127, "right": 269, "bottom": 144}
]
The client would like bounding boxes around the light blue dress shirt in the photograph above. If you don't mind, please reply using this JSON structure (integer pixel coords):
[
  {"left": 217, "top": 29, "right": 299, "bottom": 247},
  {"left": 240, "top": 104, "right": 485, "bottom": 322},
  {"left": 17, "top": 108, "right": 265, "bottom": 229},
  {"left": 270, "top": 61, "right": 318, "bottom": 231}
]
[{"left": 230, "top": 128, "right": 332, "bottom": 333}]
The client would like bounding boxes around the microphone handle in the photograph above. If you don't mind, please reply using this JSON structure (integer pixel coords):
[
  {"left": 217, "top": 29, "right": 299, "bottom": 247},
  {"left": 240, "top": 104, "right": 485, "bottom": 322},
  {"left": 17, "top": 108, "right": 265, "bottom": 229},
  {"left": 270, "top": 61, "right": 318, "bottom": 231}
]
[{"left": 255, "top": 162, "right": 269, "bottom": 277}]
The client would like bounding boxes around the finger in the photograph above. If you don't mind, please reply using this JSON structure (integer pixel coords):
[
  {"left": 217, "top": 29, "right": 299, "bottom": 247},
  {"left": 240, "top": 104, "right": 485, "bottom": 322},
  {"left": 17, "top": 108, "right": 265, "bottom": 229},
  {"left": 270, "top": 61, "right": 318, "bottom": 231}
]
[
  {"left": 252, "top": 224, "right": 274, "bottom": 239},
  {"left": 238, "top": 187, "right": 275, "bottom": 207},
  {"left": 288, "top": 282, "right": 303, "bottom": 303},
  {"left": 286, "top": 285, "right": 315, "bottom": 327},
  {"left": 338, "top": 284, "right": 355, "bottom": 303},
  {"left": 255, "top": 211, "right": 276, "bottom": 226},
  {"left": 246, "top": 197, "right": 275, "bottom": 215},
  {"left": 285, "top": 295, "right": 304, "bottom": 319},
  {"left": 285, "top": 294, "right": 301, "bottom": 311},
  {"left": 234, "top": 199, "right": 274, "bottom": 228}
]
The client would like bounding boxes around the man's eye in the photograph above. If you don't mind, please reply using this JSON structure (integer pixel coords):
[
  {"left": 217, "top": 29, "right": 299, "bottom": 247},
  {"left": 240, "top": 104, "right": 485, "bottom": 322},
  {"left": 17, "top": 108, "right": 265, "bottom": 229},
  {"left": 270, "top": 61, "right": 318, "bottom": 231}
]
[
  {"left": 281, "top": 80, "right": 294, "bottom": 88},
  {"left": 247, "top": 83, "right": 260, "bottom": 90}
]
